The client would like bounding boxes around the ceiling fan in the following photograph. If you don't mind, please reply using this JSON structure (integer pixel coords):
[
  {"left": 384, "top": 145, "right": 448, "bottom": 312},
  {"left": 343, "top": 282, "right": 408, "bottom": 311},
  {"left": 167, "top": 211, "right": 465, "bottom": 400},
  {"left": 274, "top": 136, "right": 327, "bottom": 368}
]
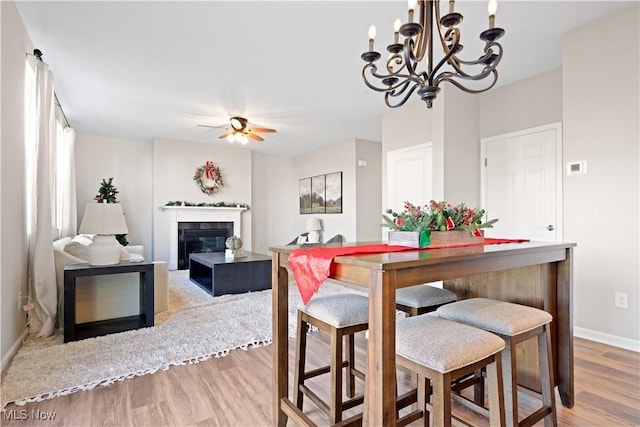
[{"left": 198, "top": 116, "right": 276, "bottom": 144}]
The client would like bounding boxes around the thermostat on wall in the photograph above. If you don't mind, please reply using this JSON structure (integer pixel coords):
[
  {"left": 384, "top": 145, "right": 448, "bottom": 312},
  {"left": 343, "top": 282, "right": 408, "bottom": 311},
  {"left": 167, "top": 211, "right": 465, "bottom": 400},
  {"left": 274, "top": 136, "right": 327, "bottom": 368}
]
[{"left": 566, "top": 161, "right": 587, "bottom": 176}]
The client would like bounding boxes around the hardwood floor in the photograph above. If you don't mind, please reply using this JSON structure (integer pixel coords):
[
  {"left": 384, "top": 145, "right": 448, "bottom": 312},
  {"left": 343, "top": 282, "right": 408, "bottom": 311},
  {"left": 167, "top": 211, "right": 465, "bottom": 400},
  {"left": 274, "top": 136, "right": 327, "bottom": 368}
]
[{"left": 1, "top": 336, "right": 638, "bottom": 426}]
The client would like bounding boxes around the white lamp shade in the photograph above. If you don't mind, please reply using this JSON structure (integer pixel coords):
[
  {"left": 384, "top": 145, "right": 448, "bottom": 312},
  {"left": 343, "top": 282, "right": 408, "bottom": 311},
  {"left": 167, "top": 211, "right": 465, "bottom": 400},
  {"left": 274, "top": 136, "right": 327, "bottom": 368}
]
[
  {"left": 305, "top": 218, "right": 322, "bottom": 231},
  {"left": 78, "top": 203, "right": 128, "bottom": 265},
  {"left": 305, "top": 217, "right": 322, "bottom": 244},
  {"left": 79, "top": 202, "right": 129, "bottom": 235}
]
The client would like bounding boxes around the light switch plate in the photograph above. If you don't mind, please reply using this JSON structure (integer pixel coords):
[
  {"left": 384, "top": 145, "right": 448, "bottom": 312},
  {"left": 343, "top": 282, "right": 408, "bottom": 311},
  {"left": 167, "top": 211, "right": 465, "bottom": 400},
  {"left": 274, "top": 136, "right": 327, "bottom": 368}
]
[{"left": 567, "top": 161, "right": 587, "bottom": 176}]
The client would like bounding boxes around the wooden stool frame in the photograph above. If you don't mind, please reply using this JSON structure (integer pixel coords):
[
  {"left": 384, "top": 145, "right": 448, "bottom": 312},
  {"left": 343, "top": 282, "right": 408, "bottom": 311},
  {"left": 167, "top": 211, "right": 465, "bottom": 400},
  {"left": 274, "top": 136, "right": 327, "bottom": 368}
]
[
  {"left": 293, "top": 309, "right": 368, "bottom": 424},
  {"left": 397, "top": 351, "right": 506, "bottom": 427}
]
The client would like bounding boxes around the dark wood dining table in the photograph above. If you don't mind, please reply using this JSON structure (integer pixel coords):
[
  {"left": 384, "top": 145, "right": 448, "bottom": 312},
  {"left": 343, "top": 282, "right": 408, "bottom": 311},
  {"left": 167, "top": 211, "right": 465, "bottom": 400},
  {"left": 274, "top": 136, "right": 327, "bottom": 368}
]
[{"left": 269, "top": 241, "right": 576, "bottom": 426}]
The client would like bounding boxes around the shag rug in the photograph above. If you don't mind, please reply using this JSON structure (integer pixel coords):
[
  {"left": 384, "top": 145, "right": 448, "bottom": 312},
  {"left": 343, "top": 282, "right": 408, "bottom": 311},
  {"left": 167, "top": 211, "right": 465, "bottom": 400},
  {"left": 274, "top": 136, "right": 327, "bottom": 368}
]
[{"left": 1, "top": 270, "right": 362, "bottom": 407}]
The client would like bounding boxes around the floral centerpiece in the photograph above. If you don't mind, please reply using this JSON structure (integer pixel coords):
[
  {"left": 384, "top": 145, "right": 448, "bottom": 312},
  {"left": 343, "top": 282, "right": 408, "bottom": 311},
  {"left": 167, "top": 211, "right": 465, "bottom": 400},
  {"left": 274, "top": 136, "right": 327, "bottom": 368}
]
[{"left": 382, "top": 200, "right": 498, "bottom": 247}]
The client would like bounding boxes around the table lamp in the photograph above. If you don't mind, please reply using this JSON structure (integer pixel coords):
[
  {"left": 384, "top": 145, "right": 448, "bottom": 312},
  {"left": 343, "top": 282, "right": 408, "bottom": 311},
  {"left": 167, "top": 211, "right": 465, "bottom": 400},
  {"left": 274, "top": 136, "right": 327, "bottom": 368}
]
[
  {"left": 305, "top": 217, "right": 322, "bottom": 244},
  {"left": 79, "top": 202, "right": 129, "bottom": 265}
]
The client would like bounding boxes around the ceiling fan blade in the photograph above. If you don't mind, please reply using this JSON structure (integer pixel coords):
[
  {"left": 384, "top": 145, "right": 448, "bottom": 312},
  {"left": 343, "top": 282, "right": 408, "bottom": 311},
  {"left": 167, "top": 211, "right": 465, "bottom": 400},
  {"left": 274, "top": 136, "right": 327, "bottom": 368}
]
[
  {"left": 218, "top": 132, "right": 233, "bottom": 139},
  {"left": 249, "top": 127, "right": 276, "bottom": 133},
  {"left": 198, "top": 124, "right": 227, "bottom": 129},
  {"left": 246, "top": 133, "right": 264, "bottom": 142}
]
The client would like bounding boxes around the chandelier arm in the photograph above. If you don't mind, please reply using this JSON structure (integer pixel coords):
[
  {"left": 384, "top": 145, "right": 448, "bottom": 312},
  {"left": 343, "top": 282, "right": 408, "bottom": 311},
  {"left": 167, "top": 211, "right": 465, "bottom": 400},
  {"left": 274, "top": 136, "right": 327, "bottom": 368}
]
[
  {"left": 403, "top": 37, "right": 422, "bottom": 81},
  {"left": 414, "top": 0, "right": 429, "bottom": 62},
  {"left": 428, "top": 27, "right": 461, "bottom": 83},
  {"left": 362, "top": 65, "right": 418, "bottom": 94},
  {"left": 437, "top": 48, "right": 503, "bottom": 83},
  {"left": 435, "top": 41, "right": 502, "bottom": 82},
  {"left": 386, "top": 53, "right": 407, "bottom": 74},
  {"left": 364, "top": 58, "right": 415, "bottom": 86},
  {"left": 425, "top": 0, "right": 433, "bottom": 73},
  {"left": 454, "top": 43, "right": 503, "bottom": 67},
  {"left": 436, "top": 60, "right": 494, "bottom": 82},
  {"left": 369, "top": 65, "right": 407, "bottom": 81},
  {"left": 385, "top": 82, "right": 421, "bottom": 108},
  {"left": 435, "top": 70, "right": 499, "bottom": 94},
  {"left": 435, "top": 1, "right": 456, "bottom": 65}
]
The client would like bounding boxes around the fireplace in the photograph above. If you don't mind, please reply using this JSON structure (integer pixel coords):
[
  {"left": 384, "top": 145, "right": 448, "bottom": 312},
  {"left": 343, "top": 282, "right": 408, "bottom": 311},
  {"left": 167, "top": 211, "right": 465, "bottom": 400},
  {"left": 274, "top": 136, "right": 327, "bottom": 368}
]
[
  {"left": 178, "top": 221, "right": 233, "bottom": 270},
  {"left": 161, "top": 205, "right": 247, "bottom": 271}
]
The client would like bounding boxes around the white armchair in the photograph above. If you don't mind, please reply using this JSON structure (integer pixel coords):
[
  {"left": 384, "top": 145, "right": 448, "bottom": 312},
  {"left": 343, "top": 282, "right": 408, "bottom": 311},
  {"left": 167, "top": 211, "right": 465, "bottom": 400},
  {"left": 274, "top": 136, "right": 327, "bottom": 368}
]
[{"left": 53, "top": 236, "right": 168, "bottom": 324}]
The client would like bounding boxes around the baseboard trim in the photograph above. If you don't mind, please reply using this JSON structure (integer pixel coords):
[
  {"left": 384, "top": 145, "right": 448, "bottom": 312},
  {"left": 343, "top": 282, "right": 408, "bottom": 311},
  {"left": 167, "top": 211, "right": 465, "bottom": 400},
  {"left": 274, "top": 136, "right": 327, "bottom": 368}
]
[
  {"left": 574, "top": 326, "right": 640, "bottom": 353},
  {"left": 1, "top": 330, "right": 27, "bottom": 374}
]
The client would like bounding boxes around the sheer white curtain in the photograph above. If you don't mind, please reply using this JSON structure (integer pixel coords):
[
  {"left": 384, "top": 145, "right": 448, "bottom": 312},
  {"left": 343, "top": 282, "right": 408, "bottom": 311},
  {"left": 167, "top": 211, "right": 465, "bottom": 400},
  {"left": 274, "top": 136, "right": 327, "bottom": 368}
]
[
  {"left": 25, "top": 57, "right": 58, "bottom": 337},
  {"left": 55, "top": 126, "right": 77, "bottom": 238}
]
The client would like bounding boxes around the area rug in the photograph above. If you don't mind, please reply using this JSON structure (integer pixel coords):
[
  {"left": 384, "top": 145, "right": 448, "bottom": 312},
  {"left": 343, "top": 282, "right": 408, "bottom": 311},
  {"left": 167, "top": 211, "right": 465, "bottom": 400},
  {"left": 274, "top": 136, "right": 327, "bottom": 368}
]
[{"left": 1, "top": 271, "right": 363, "bottom": 407}]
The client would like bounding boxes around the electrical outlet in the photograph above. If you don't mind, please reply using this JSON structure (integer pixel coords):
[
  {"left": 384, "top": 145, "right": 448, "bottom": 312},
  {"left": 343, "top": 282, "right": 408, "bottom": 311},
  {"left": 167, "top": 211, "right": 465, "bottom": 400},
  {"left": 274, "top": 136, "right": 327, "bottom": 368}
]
[{"left": 615, "top": 292, "right": 628, "bottom": 309}]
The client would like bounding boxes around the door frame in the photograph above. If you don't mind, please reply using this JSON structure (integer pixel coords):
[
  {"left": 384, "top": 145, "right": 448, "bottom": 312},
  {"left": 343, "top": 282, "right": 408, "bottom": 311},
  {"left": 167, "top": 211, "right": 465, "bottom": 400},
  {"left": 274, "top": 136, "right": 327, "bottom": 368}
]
[{"left": 480, "top": 122, "right": 564, "bottom": 242}]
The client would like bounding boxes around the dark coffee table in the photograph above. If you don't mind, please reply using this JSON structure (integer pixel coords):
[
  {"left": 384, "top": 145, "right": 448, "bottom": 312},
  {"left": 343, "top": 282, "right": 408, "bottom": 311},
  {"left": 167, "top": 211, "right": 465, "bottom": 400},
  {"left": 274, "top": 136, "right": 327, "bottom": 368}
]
[{"left": 189, "top": 252, "right": 271, "bottom": 296}]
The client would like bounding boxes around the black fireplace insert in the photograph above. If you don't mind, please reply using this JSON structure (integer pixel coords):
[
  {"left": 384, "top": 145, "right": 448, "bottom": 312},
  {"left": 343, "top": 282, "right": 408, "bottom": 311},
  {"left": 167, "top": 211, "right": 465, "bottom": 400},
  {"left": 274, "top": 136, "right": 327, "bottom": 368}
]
[{"left": 177, "top": 221, "right": 233, "bottom": 270}]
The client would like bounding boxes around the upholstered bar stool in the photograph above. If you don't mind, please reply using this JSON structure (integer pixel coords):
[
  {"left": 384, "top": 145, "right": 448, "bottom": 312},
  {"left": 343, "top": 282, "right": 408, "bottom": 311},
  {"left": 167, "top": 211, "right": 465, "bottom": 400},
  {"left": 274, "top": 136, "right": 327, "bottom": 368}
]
[
  {"left": 396, "top": 284, "right": 457, "bottom": 317},
  {"left": 293, "top": 293, "right": 369, "bottom": 424},
  {"left": 437, "top": 298, "right": 557, "bottom": 427},
  {"left": 395, "top": 314, "right": 506, "bottom": 427}
]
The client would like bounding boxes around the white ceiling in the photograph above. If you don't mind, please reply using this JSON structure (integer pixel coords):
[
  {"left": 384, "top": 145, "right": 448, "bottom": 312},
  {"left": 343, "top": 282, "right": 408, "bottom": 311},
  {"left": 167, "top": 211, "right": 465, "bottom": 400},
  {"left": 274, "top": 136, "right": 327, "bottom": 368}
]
[{"left": 15, "top": 1, "right": 633, "bottom": 157}]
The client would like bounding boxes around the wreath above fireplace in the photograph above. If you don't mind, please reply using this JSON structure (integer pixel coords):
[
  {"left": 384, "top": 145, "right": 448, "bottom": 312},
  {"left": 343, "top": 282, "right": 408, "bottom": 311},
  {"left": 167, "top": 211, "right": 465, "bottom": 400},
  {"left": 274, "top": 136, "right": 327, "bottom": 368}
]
[{"left": 194, "top": 161, "right": 224, "bottom": 195}]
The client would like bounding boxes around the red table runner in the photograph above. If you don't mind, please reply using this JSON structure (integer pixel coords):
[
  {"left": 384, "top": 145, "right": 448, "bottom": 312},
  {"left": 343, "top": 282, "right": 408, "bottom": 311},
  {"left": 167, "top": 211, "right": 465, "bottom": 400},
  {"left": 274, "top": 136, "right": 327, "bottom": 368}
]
[{"left": 289, "top": 238, "right": 529, "bottom": 304}]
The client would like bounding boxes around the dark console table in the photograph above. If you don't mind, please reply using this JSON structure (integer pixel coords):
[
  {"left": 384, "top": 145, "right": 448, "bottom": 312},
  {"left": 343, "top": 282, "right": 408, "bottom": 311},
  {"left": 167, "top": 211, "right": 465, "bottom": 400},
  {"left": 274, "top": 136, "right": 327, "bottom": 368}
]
[
  {"left": 64, "top": 261, "right": 154, "bottom": 343},
  {"left": 189, "top": 252, "right": 271, "bottom": 296}
]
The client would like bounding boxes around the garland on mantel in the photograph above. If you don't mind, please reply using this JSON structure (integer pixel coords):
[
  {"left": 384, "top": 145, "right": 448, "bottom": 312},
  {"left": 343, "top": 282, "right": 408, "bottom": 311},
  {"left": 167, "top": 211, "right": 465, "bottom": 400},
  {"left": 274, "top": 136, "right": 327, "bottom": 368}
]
[{"left": 164, "top": 201, "right": 249, "bottom": 209}]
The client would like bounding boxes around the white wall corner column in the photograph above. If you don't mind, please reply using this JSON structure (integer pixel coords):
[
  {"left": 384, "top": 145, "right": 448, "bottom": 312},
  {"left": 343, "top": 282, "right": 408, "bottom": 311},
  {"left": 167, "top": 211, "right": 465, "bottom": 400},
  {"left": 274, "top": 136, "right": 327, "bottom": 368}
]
[{"left": 160, "top": 206, "right": 247, "bottom": 270}]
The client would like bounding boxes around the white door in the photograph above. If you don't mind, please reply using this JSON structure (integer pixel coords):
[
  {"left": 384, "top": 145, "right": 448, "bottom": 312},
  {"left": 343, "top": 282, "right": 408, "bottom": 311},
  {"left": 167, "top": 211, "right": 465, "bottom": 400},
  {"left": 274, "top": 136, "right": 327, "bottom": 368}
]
[
  {"left": 386, "top": 143, "right": 433, "bottom": 238},
  {"left": 481, "top": 123, "right": 562, "bottom": 242}
]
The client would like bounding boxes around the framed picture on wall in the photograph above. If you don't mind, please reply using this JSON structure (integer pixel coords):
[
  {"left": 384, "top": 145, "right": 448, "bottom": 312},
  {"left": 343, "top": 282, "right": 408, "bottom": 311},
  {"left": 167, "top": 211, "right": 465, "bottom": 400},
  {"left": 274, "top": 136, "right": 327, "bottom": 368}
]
[
  {"left": 311, "top": 175, "right": 326, "bottom": 213},
  {"left": 299, "top": 178, "right": 312, "bottom": 214},
  {"left": 325, "top": 172, "right": 342, "bottom": 214}
]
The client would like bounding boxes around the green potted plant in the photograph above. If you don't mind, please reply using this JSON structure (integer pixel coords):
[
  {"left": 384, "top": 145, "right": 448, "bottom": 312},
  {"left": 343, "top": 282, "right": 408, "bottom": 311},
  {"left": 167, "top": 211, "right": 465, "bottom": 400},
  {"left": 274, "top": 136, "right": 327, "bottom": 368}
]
[{"left": 94, "top": 177, "right": 128, "bottom": 246}]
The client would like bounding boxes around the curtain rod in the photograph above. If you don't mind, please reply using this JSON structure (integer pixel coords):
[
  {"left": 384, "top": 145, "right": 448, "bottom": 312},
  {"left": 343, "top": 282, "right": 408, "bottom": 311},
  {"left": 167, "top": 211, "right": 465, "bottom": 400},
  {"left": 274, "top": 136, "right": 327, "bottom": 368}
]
[{"left": 27, "top": 49, "right": 71, "bottom": 128}]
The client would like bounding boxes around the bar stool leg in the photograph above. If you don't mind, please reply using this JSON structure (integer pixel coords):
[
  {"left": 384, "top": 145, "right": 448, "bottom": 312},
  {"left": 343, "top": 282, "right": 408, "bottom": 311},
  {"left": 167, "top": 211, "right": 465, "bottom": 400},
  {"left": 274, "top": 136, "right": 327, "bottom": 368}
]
[
  {"left": 293, "top": 314, "right": 307, "bottom": 410},
  {"left": 487, "top": 356, "right": 506, "bottom": 427},
  {"left": 539, "top": 327, "right": 557, "bottom": 427},
  {"left": 417, "top": 375, "right": 429, "bottom": 427},
  {"left": 473, "top": 369, "right": 485, "bottom": 405},
  {"left": 329, "top": 328, "right": 343, "bottom": 423},
  {"left": 346, "top": 333, "right": 356, "bottom": 398},
  {"left": 502, "top": 336, "right": 519, "bottom": 427},
  {"left": 431, "top": 375, "right": 450, "bottom": 427}
]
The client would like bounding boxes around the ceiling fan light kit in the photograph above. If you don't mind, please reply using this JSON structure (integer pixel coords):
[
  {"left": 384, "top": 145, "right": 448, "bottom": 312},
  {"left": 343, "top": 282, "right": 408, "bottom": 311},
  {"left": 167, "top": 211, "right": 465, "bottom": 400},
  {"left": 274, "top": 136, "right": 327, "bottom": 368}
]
[
  {"left": 199, "top": 116, "right": 276, "bottom": 145},
  {"left": 361, "top": 0, "right": 505, "bottom": 109}
]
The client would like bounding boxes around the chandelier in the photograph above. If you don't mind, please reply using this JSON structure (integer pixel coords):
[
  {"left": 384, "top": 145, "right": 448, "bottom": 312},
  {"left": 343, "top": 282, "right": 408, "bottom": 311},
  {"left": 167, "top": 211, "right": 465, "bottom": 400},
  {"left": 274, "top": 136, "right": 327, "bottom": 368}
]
[{"left": 361, "top": 0, "right": 505, "bottom": 108}]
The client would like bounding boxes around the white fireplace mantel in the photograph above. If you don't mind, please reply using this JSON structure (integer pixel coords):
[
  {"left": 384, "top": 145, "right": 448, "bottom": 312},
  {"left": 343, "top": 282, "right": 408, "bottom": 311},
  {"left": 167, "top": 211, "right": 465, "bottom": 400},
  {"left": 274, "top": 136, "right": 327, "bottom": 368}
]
[{"left": 161, "top": 206, "right": 247, "bottom": 270}]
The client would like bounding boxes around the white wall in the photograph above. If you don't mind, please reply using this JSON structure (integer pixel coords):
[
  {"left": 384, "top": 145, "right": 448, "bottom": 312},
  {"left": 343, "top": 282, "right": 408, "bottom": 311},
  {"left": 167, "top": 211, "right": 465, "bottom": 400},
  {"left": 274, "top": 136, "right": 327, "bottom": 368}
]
[
  {"left": 562, "top": 5, "right": 639, "bottom": 347},
  {"left": 355, "top": 139, "right": 383, "bottom": 241},
  {"left": 75, "top": 134, "right": 153, "bottom": 258},
  {"left": 381, "top": 101, "right": 434, "bottom": 216},
  {"left": 152, "top": 138, "right": 253, "bottom": 263},
  {"left": 293, "top": 139, "right": 381, "bottom": 243},
  {"left": 381, "top": 87, "right": 480, "bottom": 205},
  {"left": 1, "top": 0, "right": 32, "bottom": 370},
  {"left": 478, "top": 68, "right": 563, "bottom": 139},
  {"left": 251, "top": 152, "right": 294, "bottom": 254},
  {"left": 440, "top": 87, "right": 480, "bottom": 205}
]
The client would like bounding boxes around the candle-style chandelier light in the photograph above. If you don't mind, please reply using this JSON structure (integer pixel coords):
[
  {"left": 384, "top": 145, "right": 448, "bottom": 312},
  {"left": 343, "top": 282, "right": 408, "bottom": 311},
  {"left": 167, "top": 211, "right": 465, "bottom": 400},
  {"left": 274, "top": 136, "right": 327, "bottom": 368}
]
[{"left": 361, "top": 0, "right": 505, "bottom": 108}]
